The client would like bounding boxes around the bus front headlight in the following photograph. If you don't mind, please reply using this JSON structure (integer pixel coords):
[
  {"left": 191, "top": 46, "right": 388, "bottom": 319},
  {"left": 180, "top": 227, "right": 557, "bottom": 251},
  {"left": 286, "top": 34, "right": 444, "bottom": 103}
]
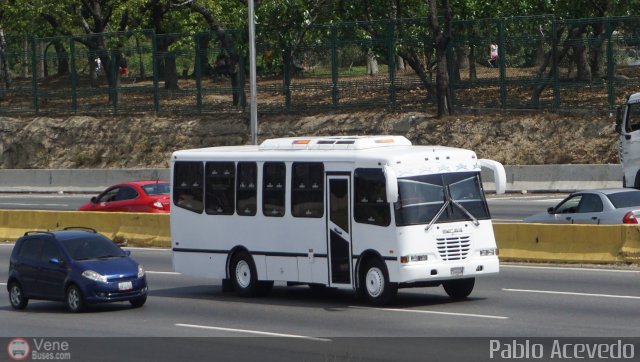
[{"left": 479, "top": 248, "right": 499, "bottom": 256}]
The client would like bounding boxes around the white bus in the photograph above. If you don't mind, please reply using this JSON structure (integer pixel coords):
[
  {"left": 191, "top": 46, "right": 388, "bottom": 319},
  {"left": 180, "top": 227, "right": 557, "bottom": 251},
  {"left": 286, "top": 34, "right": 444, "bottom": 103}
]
[{"left": 170, "top": 135, "right": 506, "bottom": 305}]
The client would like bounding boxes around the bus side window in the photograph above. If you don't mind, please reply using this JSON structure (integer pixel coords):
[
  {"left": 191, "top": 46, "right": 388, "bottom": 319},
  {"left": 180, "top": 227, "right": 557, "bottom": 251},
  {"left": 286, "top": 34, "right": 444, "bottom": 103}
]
[
  {"left": 173, "top": 161, "right": 204, "bottom": 213},
  {"left": 236, "top": 162, "right": 257, "bottom": 216},
  {"left": 354, "top": 168, "right": 391, "bottom": 226},
  {"left": 291, "top": 162, "right": 324, "bottom": 218},
  {"left": 205, "top": 162, "right": 236, "bottom": 215},
  {"left": 263, "top": 162, "right": 286, "bottom": 217}
]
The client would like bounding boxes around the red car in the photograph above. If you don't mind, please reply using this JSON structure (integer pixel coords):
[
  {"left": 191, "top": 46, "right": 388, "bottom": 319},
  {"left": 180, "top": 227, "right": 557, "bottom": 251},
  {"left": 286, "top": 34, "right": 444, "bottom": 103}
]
[{"left": 78, "top": 180, "right": 171, "bottom": 213}]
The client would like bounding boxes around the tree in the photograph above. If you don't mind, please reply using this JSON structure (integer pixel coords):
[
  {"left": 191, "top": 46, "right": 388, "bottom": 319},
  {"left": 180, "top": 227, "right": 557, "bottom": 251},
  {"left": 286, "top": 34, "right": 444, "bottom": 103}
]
[{"left": 428, "top": 0, "right": 453, "bottom": 117}]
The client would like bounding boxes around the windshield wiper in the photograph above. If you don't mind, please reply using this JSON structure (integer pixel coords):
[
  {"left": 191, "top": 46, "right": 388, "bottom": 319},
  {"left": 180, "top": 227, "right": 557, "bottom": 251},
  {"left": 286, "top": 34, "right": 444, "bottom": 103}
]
[
  {"left": 425, "top": 199, "right": 450, "bottom": 231},
  {"left": 450, "top": 199, "right": 480, "bottom": 226}
]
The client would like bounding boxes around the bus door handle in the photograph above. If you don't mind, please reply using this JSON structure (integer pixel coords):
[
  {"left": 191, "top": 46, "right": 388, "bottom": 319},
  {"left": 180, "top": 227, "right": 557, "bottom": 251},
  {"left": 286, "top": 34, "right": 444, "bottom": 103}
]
[{"left": 333, "top": 228, "right": 342, "bottom": 235}]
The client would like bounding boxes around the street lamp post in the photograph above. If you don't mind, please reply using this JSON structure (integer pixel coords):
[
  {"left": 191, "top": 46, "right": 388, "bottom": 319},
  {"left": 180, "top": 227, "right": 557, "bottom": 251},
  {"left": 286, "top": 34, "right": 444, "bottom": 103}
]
[{"left": 248, "top": 0, "right": 258, "bottom": 145}]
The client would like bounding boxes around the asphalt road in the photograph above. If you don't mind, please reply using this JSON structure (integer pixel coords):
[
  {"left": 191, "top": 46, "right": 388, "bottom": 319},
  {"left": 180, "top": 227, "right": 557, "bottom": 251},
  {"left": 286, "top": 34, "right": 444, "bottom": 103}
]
[
  {"left": 0, "top": 192, "right": 566, "bottom": 221},
  {"left": 1, "top": 246, "right": 639, "bottom": 361}
]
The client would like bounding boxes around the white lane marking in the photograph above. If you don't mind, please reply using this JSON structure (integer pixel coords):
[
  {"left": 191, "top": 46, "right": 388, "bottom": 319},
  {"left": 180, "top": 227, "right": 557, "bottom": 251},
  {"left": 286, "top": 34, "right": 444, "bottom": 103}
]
[
  {"left": 349, "top": 306, "right": 509, "bottom": 320},
  {"left": 503, "top": 288, "right": 640, "bottom": 300},
  {"left": 175, "top": 323, "right": 331, "bottom": 342},
  {"left": 502, "top": 265, "right": 640, "bottom": 274},
  {"left": 146, "top": 271, "right": 180, "bottom": 275},
  {"left": 124, "top": 247, "right": 170, "bottom": 251},
  {"left": 0, "top": 282, "right": 6, "bottom": 286}
]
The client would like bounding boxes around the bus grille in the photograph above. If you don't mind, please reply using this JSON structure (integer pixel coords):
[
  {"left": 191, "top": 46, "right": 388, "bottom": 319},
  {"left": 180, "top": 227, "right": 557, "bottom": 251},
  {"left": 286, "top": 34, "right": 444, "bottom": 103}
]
[{"left": 436, "top": 236, "right": 471, "bottom": 261}]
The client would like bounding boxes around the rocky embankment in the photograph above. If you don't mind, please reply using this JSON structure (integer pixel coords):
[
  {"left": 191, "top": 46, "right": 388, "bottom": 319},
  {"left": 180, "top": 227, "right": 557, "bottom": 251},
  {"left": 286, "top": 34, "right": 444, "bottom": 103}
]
[{"left": 0, "top": 112, "right": 618, "bottom": 169}]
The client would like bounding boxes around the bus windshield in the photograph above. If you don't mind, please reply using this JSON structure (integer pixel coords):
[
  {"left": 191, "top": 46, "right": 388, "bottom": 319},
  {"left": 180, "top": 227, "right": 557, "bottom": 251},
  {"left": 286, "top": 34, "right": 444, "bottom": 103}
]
[{"left": 394, "top": 171, "right": 490, "bottom": 227}]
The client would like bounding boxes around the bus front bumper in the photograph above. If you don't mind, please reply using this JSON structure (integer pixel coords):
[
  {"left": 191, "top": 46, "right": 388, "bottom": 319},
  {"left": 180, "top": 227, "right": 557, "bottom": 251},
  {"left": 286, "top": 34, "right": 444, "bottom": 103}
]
[{"left": 393, "top": 256, "right": 499, "bottom": 284}]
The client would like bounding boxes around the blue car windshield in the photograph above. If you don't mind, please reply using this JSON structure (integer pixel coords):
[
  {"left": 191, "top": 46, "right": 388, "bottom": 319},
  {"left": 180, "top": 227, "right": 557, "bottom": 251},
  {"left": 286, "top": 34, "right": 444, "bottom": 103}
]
[
  {"left": 394, "top": 171, "right": 490, "bottom": 227},
  {"left": 62, "top": 237, "right": 125, "bottom": 260}
]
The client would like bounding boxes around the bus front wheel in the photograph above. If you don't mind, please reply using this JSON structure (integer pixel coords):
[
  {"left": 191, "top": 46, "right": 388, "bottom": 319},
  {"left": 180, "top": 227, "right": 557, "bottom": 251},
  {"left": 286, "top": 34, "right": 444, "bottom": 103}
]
[
  {"left": 443, "top": 278, "right": 475, "bottom": 299},
  {"left": 359, "top": 258, "right": 397, "bottom": 306},
  {"left": 231, "top": 252, "right": 259, "bottom": 297}
]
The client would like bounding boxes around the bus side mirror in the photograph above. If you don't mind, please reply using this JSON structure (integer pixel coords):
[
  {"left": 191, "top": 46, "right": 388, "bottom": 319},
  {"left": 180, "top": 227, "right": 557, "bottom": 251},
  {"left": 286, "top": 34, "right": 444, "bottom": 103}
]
[
  {"left": 383, "top": 165, "right": 398, "bottom": 203},
  {"left": 479, "top": 159, "right": 507, "bottom": 194},
  {"left": 615, "top": 106, "right": 623, "bottom": 134}
]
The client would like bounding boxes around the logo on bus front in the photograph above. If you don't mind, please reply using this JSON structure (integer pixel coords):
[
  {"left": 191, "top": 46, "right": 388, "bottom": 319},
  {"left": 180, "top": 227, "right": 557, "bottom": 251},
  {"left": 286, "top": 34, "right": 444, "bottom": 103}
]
[{"left": 442, "top": 227, "right": 463, "bottom": 234}]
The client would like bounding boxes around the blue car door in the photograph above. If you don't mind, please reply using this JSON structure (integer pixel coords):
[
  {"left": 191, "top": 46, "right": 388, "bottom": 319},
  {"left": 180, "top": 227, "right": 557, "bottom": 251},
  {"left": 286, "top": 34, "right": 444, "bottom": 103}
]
[
  {"left": 14, "top": 238, "right": 43, "bottom": 297},
  {"left": 36, "top": 240, "right": 68, "bottom": 299}
]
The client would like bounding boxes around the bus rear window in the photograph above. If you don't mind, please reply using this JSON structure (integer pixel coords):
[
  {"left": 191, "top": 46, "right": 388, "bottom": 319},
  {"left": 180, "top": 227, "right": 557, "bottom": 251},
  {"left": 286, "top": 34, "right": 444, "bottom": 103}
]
[{"left": 173, "top": 161, "right": 204, "bottom": 213}]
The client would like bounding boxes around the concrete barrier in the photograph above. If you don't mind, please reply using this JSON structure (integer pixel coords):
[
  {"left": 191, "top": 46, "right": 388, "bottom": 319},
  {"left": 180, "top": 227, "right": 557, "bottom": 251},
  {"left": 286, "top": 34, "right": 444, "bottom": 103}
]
[
  {"left": 0, "top": 164, "right": 625, "bottom": 193},
  {"left": 2, "top": 210, "right": 640, "bottom": 264}
]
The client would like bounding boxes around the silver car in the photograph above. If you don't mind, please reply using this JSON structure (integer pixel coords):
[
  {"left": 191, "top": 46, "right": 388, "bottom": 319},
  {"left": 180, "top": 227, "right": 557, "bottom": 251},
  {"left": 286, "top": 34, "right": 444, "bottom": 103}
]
[{"left": 523, "top": 188, "right": 640, "bottom": 224}]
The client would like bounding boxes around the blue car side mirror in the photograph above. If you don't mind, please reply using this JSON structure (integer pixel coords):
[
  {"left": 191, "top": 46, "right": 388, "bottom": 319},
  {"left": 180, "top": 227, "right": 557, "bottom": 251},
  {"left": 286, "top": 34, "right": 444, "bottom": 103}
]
[{"left": 547, "top": 207, "right": 555, "bottom": 214}]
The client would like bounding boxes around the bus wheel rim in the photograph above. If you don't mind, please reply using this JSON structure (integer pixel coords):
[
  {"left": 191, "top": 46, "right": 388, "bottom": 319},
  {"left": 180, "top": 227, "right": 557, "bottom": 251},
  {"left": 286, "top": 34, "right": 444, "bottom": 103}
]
[
  {"left": 365, "top": 267, "right": 384, "bottom": 298},
  {"left": 236, "top": 260, "right": 251, "bottom": 288}
]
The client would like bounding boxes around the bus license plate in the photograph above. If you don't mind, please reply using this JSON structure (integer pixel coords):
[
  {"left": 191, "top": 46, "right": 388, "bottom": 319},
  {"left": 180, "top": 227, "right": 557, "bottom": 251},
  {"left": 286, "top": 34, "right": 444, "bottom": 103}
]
[
  {"left": 118, "top": 281, "right": 133, "bottom": 291},
  {"left": 451, "top": 267, "right": 464, "bottom": 276}
]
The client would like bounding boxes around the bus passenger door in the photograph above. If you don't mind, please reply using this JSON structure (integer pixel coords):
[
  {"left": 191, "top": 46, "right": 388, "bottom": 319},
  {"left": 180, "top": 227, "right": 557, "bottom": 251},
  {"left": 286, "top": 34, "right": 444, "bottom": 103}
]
[{"left": 327, "top": 176, "right": 352, "bottom": 286}]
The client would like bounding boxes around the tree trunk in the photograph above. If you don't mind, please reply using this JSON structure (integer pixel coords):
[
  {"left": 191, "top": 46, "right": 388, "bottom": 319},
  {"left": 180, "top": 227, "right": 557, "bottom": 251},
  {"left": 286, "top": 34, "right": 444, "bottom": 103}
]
[
  {"left": 570, "top": 27, "right": 591, "bottom": 81},
  {"left": 22, "top": 36, "right": 28, "bottom": 78},
  {"left": 135, "top": 36, "right": 146, "bottom": 80},
  {"left": 468, "top": 44, "right": 477, "bottom": 81},
  {"left": 429, "top": 0, "right": 453, "bottom": 118},
  {"left": 367, "top": 53, "right": 379, "bottom": 75},
  {"left": 396, "top": 55, "right": 405, "bottom": 72},
  {"left": 588, "top": 23, "right": 606, "bottom": 80},
  {"left": 164, "top": 53, "right": 179, "bottom": 90},
  {"left": 0, "top": 27, "right": 10, "bottom": 90},
  {"left": 52, "top": 40, "right": 69, "bottom": 76}
]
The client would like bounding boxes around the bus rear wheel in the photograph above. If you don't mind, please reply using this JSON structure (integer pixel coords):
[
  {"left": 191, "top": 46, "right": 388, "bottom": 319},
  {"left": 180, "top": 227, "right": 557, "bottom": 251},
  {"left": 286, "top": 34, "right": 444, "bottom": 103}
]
[
  {"left": 359, "top": 258, "right": 397, "bottom": 306},
  {"left": 231, "top": 252, "right": 259, "bottom": 297},
  {"left": 443, "top": 278, "right": 475, "bottom": 299}
]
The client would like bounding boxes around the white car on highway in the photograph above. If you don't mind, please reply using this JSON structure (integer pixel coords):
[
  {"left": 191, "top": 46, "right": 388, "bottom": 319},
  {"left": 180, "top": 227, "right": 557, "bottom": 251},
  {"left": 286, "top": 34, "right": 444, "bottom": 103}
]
[{"left": 523, "top": 188, "right": 640, "bottom": 224}]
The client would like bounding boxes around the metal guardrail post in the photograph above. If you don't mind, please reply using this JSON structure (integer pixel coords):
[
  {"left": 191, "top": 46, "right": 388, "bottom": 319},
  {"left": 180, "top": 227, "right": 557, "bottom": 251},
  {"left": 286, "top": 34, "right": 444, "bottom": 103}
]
[
  {"left": 498, "top": 19, "right": 506, "bottom": 108},
  {"left": 70, "top": 40, "right": 77, "bottom": 113},
  {"left": 331, "top": 25, "right": 338, "bottom": 111},
  {"left": 151, "top": 32, "right": 159, "bottom": 113},
  {"left": 386, "top": 20, "right": 396, "bottom": 110},
  {"left": 606, "top": 18, "right": 615, "bottom": 109},
  {"left": 284, "top": 47, "right": 291, "bottom": 113},
  {"left": 195, "top": 33, "right": 202, "bottom": 113}
]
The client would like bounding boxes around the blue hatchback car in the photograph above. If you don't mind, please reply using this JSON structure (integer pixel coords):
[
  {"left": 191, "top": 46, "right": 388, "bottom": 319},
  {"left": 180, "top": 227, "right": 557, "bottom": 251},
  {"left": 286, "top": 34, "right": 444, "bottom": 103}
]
[{"left": 7, "top": 227, "right": 147, "bottom": 312}]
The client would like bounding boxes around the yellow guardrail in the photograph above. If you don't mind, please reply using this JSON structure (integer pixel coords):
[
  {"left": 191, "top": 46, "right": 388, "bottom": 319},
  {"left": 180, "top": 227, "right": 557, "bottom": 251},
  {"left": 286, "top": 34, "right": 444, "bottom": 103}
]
[
  {"left": 1, "top": 210, "right": 639, "bottom": 264},
  {"left": 0, "top": 210, "right": 170, "bottom": 248},
  {"left": 493, "top": 223, "right": 640, "bottom": 264}
]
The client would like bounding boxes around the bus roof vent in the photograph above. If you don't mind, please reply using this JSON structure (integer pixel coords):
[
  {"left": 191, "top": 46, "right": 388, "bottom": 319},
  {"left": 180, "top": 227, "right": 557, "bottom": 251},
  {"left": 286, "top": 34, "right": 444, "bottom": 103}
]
[{"left": 259, "top": 135, "right": 412, "bottom": 150}]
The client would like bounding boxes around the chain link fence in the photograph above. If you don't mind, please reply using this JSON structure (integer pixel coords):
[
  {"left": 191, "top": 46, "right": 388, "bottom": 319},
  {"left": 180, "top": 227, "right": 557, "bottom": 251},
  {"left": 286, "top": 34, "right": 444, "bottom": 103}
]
[{"left": 1, "top": 16, "right": 640, "bottom": 116}]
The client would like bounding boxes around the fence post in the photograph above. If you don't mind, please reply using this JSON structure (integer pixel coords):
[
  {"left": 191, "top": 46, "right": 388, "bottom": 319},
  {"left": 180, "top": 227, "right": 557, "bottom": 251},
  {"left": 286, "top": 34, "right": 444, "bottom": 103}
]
[
  {"left": 239, "top": 50, "right": 246, "bottom": 111},
  {"left": 70, "top": 39, "right": 77, "bottom": 113},
  {"left": 551, "top": 19, "right": 560, "bottom": 109},
  {"left": 386, "top": 20, "right": 396, "bottom": 110},
  {"left": 284, "top": 47, "right": 291, "bottom": 113},
  {"left": 606, "top": 17, "right": 615, "bottom": 109},
  {"left": 30, "top": 36, "right": 38, "bottom": 114},
  {"left": 498, "top": 18, "right": 506, "bottom": 108},
  {"left": 331, "top": 25, "right": 338, "bottom": 111},
  {"left": 110, "top": 49, "right": 118, "bottom": 113},
  {"left": 447, "top": 33, "right": 456, "bottom": 110},
  {"left": 151, "top": 32, "right": 159, "bottom": 113},
  {"left": 194, "top": 33, "right": 202, "bottom": 113}
]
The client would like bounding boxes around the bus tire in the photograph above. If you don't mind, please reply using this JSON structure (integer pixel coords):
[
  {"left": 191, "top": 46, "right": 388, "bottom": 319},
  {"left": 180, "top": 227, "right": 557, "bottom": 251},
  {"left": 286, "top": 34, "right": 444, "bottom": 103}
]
[
  {"left": 231, "top": 251, "right": 259, "bottom": 297},
  {"left": 443, "top": 278, "right": 475, "bottom": 299},
  {"left": 359, "top": 258, "right": 397, "bottom": 306}
]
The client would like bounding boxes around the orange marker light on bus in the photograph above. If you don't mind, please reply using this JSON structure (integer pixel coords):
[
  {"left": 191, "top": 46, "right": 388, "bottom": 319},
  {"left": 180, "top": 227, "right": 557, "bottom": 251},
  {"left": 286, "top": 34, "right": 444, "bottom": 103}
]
[
  {"left": 374, "top": 139, "right": 394, "bottom": 144},
  {"left": 292, "top": 139, "right": 311, "bottom": 145}
]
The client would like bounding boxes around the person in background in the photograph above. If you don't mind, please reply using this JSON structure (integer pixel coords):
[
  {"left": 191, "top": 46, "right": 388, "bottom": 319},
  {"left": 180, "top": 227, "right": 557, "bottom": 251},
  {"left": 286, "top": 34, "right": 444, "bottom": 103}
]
[
  {"left": 119, "top": 56, "right": 128, "bottom": 77},
  {"left": 489, "top": 43, "right": 498, "bottom": 67}
]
